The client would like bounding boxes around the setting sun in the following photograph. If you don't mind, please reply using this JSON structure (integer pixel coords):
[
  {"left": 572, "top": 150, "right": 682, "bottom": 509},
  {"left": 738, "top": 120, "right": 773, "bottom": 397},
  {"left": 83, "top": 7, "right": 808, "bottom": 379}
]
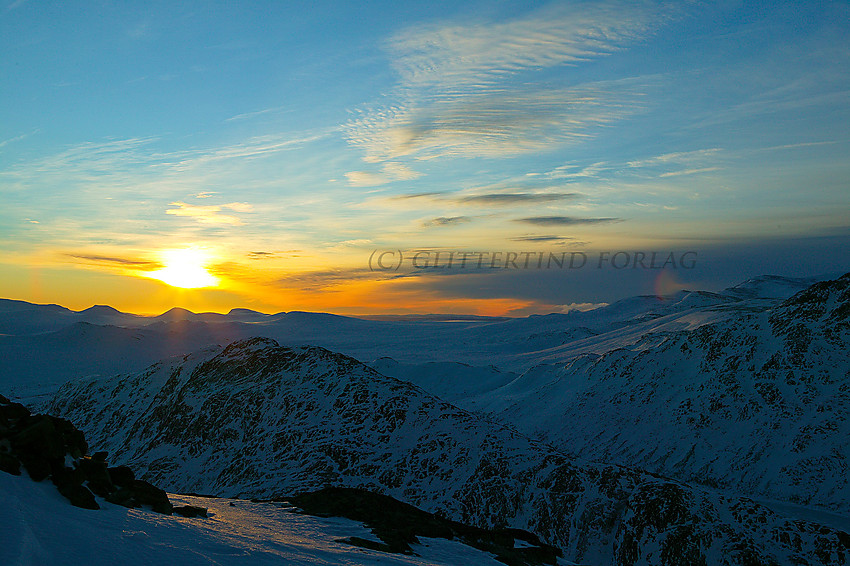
[{"left": 147, "top": 249, "right": 218, "bottom": 289}]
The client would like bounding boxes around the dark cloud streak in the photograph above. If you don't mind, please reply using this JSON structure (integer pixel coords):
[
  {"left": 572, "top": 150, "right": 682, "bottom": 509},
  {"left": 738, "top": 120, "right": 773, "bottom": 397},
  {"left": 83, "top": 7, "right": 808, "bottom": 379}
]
[{"left": 514, "top": 216, "right": 621, "bottom": 226}]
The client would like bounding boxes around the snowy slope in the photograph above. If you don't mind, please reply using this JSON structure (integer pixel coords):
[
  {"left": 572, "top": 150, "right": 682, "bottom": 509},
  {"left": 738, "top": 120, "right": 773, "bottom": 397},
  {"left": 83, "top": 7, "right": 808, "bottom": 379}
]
[
  {"left": 0, "top": 472, "right": 516, "bottom": 566},
  {"left": 467, "top": 273, "right": 850, "bottom": 513},
  {"left": 367, "top": 358, "right": 518, "bottom": 405},
  {"left": 48, "top": 337, "right": 850, "bottom": 566}
]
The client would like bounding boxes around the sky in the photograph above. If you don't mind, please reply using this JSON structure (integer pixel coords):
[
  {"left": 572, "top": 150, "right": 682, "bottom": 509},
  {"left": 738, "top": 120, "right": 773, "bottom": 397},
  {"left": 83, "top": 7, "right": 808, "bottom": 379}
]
[{"left": 1, "top": 0, "right": 849, "bottom": 316}]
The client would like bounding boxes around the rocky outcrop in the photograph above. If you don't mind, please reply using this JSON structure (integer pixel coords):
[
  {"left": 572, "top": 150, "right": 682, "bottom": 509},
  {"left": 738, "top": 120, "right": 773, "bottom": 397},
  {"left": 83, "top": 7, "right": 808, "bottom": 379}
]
[
  {"left": 0, "top": 395, "right": 180, "bottom": 516},
  {"left": 288, "top": 487, "right": 561, "bottom": 566}
]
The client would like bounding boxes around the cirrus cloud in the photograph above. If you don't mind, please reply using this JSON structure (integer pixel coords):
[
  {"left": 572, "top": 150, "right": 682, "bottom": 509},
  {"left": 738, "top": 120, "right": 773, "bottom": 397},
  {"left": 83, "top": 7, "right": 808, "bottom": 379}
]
[
  {"left": 514, "top": 216, "right": 621, "bottom": 226},
  {"left": 166, "top": 201, "right": 253, "bottom": 225}
]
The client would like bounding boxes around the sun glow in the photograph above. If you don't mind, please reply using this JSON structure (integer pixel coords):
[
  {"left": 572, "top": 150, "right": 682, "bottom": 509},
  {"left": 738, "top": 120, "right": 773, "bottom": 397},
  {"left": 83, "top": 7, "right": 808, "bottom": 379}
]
[{"left": 148, "top": 248, "right": 219, "bottom": 289}]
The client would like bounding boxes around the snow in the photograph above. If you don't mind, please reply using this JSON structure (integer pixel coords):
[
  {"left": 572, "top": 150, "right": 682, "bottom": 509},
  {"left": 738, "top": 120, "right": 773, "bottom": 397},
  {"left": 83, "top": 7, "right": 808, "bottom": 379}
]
[
  {"left": 1, "top": 275, "right": 812, "bottom": 402},
  {"left": 0, "top": 473, "right": 506, "bottom": 566},
  {"left": 3, "top": 272, "right": 850, "bottom": 566}
]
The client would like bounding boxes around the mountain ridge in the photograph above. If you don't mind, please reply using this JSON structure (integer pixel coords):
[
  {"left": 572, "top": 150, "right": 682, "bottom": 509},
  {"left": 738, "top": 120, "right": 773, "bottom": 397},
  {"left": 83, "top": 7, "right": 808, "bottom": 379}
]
[{"left": 48, "top": 332, "right": 850, "bottom": 565}]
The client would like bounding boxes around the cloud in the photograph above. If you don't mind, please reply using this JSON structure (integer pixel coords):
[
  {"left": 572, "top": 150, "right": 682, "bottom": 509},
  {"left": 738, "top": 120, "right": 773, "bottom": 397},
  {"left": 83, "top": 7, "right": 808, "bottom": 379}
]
[
  {"left": 247, "top": 250, "right": 301, "bottom": 259},
  {"left": 345, "top": 162, "right": 423, "bottom": 187},
  {"left": 423, "top": 216, "right": 471, "bottom": 227},
  {"left": 67, "top": 254, "right": 161, "bottom": 269},
  {"left": 544, "top": 161, "right": 611, "bottom": 181},
  {"left": 345, "top": 2, "right": 664, "bottom": 164},
  {"left": 392, "top": 191, "right": 446, "bottom": 200},
  {"left": 225, "top": 106, "right": 289, "bottom": 122},
  {"left": 510, "top": 235, "right": 577, "bottom": 243},
  {"left": 514, "top": 216, "right": 620, "bottom": 226},
  {"left": 166, "top": 202, "right": 253, "bottom": 225},
  {"left": 0, "top": 129, "right": 38, "bottom": 150},
  {"left": 387, "top": 189, "right": 582, "bottom": 207},
  {"left": 347, "top": 83, "right": 643, "bottom": 162},
  {"left": 621, "top": 148, "right": 724, "bottom": 178},
  {"left": 659, "top": 167, "right": 720, "bottom": 177},
  {"left": 387, "top": 3, "right": 656, "bottom": 89},
  {"left": 458, "top": 192, "right": 580, "bottom": 205},
  {"left": 626, "top": 148, "right": 722, "bottom": 168}
]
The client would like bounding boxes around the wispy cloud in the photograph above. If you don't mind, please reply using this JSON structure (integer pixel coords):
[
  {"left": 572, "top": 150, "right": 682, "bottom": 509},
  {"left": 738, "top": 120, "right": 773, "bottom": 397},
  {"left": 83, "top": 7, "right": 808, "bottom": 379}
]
[
  {"left": 754, "top": 140, "right": 841, "bottom": 152},
  {"left": 423, "top": 216, "right": 471, "bottom": 227},
  {"left": 347, "top": 82, "right": 644, "bottom": 162},
  {"left": 66, "top": 253, "right": 161, "bottom": 268},
  {"left": 166, "top": 202, "right": 253, "bottom": 225},
  {"left": 225, "top": 106, "right": 290, "bottom": 122},
  {"left": 387, "top": 189, "right": 582, "bottom": 207},
  {"left": 345, "top": 162, "right": 422, "bottom": 187},
  {"left": 458, "top": 192, "right": 580, "bottom": 205},
  {"left": 627, "top": 148, "right": 722, "bottom": 168},
  {"left": 247, "top": 250, "right": 301, "bottom": 260},
  {"left": 0, "top": 129, "right": 39, "bottom": 150},
  {"left": 514, "top": 216, "right": 620, "bottom": 226},
  {"left": 659, "top": 167, "right": 720, "bottom": 177},
  {"left": 0, "top": 131, "right": 331, "bottom": 249},
  {"left": 346, "top": 2, "right": 664, "bottom": 164},
  {"left": 510, "top": 235, "right": 577, "bottom": 243},
  {"left": 387, "top": 3, "right": 656, "bottom": 89}
]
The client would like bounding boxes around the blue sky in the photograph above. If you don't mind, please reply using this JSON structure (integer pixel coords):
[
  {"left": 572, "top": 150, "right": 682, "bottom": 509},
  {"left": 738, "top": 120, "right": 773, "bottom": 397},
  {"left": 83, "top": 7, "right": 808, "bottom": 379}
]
[{"left": 1, "top": 0, "right": 848, "bottom": 314}]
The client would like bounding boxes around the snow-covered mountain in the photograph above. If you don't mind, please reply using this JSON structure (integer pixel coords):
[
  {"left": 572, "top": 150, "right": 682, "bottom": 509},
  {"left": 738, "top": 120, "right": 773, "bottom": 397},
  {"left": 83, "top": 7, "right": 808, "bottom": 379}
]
[
  {"left": 48, "top": 336, "right": 850, "bottom": 565},
  {"left": 0, "top": 274, "right": 827, "bottom": 402},
  {"left": 444, "top": 273, "right": 850, "bottom": 515}
]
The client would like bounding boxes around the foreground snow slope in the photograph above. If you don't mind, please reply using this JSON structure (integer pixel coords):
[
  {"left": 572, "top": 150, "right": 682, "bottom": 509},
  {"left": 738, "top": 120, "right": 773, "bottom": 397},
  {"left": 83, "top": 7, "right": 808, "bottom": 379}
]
[
  {"left": 0, "top": 472, "right": 515, "bottom": 566},
  {"left": 49, "top": 337, "right": 850, "bottom": 566}
]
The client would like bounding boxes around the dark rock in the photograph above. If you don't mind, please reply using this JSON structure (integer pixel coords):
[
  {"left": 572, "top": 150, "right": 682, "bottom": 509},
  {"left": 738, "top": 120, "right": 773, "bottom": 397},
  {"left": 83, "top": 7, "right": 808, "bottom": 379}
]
[
  {"left": 79, "top": 457, "right": 114, "bottom": 497},
  {"left": 0, "top": 452, "right": 20, "bottom": 475},
  {"left": 0, "top": 399, "right": 177, "bottom": 517},
  {"left": 289, "top": 487, "right": 562, "bottom": 565},
  {"left": 129, "top": 479, "right": 173, "bottom": 514},
  {"left": 57, "top": 483, "right": 99, "bottom": 510},
  {"left": 105, "top": 487, "right": 137, "bottom": 509},
  {"left": 51, "top": 417, "right": 87, "bottom": 458},
  {"left": 11, "top": 416, "right": 65, "bottom": 481},
  {"left": 173, "top": 505, "right": 208, "bottom": 518},
  {"left": 51, "top": 465, "right": 85, "bottom": 488},
  {"left": 0, "top": 401, "right": 29, "bottom": 422},
  {"left": 12, "top": 416, "right": 65, "bottom": 458},
  {"left": 107, "top": 465, "right": 135, "bottom": 487}
]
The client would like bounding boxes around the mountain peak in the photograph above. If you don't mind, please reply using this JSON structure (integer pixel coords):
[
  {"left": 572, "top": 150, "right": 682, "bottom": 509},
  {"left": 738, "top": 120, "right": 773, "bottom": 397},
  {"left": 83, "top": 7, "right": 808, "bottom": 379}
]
[
  {"left": 721, "top": 274, "right": 819, "bottom": 300},
  {"left": 227, "top": 308, "right": 264, "bottom": 316},
  {"left": 770, "top": 272, "right": 850, "bottom": 328},
  {"left": 78, "top": 304, "right": 122, "bottom": 314},
  {"left": 220, "top": 336, "right": 281, "bottom": 357}
]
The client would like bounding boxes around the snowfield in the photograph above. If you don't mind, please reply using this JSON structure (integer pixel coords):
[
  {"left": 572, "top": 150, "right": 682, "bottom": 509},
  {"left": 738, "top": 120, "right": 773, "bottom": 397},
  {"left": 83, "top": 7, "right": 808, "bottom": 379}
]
[{"left": 0, "top": 472, "right": 520, "bottom": 566}]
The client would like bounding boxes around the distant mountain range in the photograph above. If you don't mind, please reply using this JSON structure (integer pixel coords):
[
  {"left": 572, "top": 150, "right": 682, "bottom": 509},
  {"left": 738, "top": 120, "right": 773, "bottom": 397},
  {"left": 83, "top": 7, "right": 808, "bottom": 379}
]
[{"left": 0, "top": 274, "right": 827, "bottom": 401}]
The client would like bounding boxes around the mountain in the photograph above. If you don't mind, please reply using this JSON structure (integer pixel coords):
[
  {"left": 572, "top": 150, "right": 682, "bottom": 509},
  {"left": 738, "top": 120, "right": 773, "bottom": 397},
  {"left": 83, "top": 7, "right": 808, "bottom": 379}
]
[
  {"left": 48, "top": 337, "right": 850, "bottom": 565},
  {"left": 368, "top": 358, "right": 519, "bottom": 405},
  {"left": 461, "top": 273, "right": 850, "bottom": 514},
  {"left": 3, "top": 274, "right": 830, "bottom": 404}
]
